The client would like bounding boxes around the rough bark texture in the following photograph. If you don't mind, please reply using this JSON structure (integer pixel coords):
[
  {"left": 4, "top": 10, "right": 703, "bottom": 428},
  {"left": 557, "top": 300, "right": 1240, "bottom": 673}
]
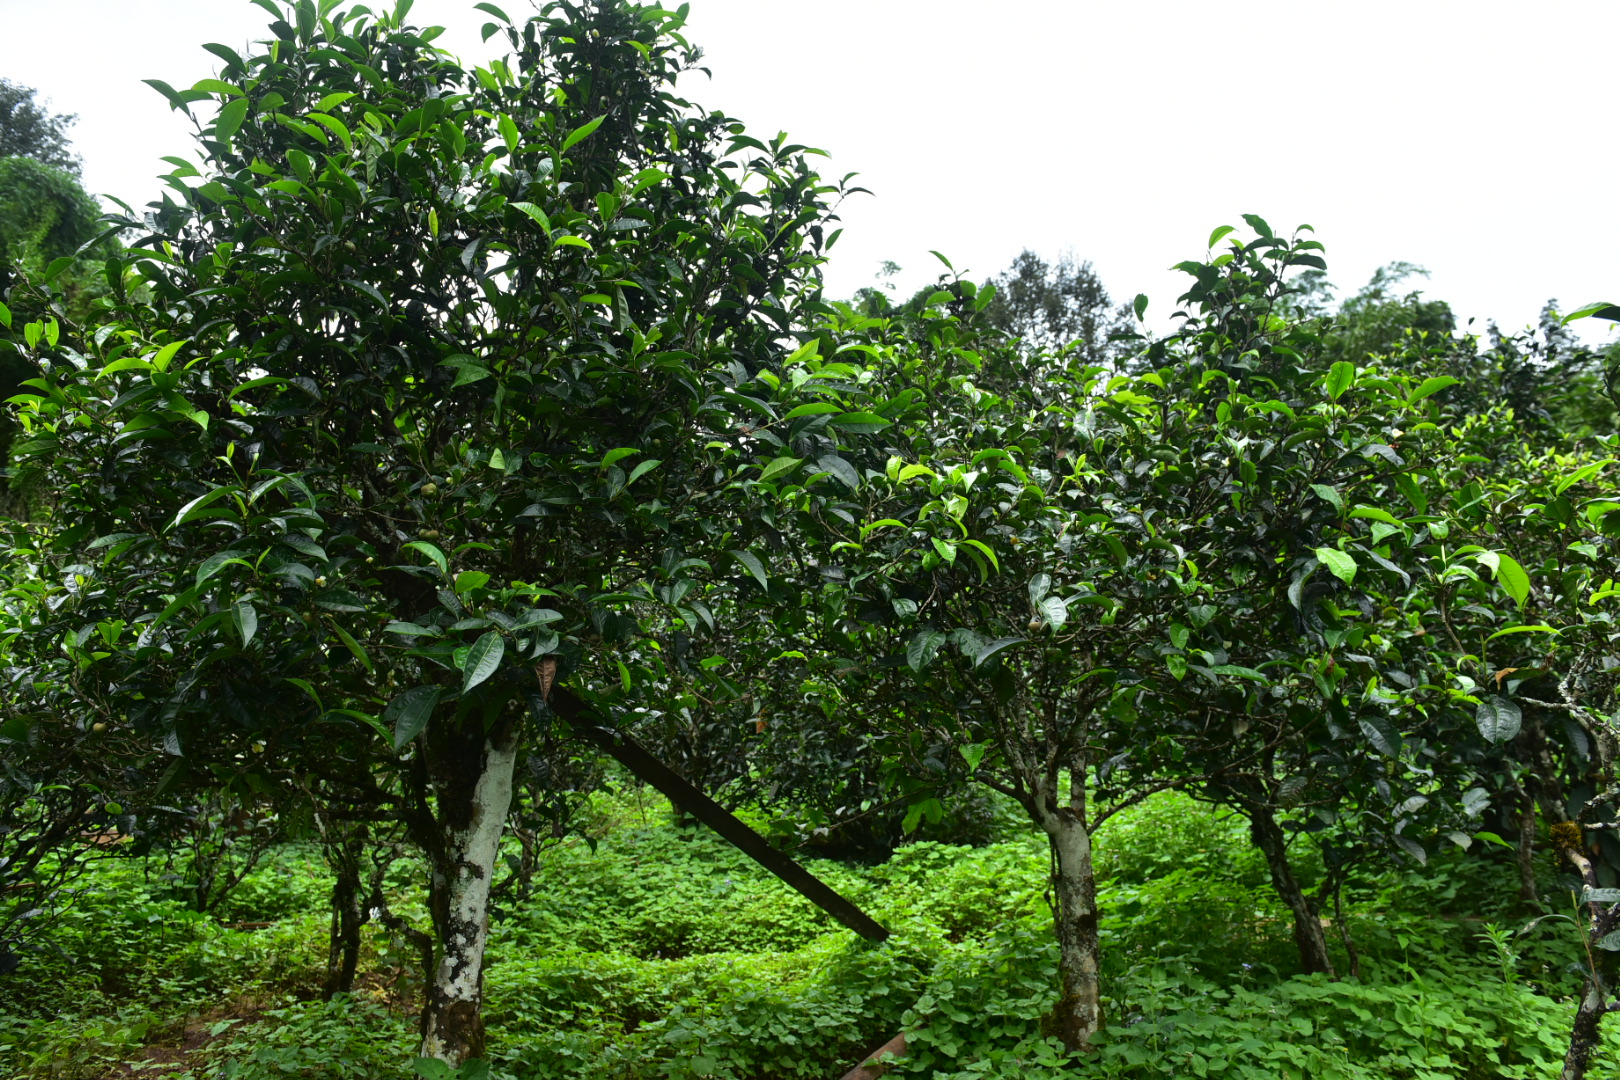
[
  {"left": 322, "top": 834, "right": 366, "bottom": 999},
  {"left": 416, "top": 718, "right": 519, "bottom": 1065},
  {"left": 1247, "top": 802, "right": 1336, "bottom": 976},
  {"left": 1558, "top": 832, "right": 1618, "bottom": 1080},
  {"left": 1561, "top": 980, "right": 1609, "bottom": 1080},
  {"left": 1035, "top": 802, "right": 1102, "bottom": 1050}
]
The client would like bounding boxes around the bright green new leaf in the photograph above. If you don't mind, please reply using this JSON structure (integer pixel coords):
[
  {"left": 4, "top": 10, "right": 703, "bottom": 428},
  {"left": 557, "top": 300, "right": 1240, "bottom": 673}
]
[
  {"left": 1408, "top": 376, "right": 1459, "bottom": 404},
  {"left": 1493, "top": 553, "right": 1531, "bottom": 608},
  {"left": 215, "top": 98, "right": 250, "bottom": 141},
  {"left": 560, "top": 114, "right": 605, "bottom": 153},
  {"left": 1314, "top": 547, "right": 1357, "bottom": 584},
  {"left": 1324, "top": 361, "right": 1355, "bottom": 401}
]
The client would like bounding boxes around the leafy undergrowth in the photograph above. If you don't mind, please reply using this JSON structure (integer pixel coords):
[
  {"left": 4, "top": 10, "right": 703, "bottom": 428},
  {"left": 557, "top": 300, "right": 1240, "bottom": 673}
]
[{"left": 1, "top": 790, "right": 1615, "bottom": 1079}]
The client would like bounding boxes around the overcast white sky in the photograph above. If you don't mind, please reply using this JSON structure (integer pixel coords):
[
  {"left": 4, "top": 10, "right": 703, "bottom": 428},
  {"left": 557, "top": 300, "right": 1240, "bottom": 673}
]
[{"left": 2, "top": 0, "right": 1616, "bottom": 343}]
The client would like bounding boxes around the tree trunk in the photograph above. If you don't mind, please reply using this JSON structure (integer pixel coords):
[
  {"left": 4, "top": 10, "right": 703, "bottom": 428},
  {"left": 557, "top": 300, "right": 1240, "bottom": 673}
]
[
  {"left": 1035, "top": 803, "right": 1102, "bottom": 1051},
  {"left": 1515, "top": 786, "right": 1540, "bottom": 907},
  {"left": 1557, "top": 833, "right": 1618, "bottom": 1080},
  {"left": 1560, "top": 978, "right": 1609, "bottom": 1080},
  {"left": 417, "top": 719, "right": 519, "bottom": 1066},
  {"left": 323, "top": 833, "right": 366, "bottom": 999},
  {"left": 1247, "top": 801, "right": 1336, "bottom": 976}
]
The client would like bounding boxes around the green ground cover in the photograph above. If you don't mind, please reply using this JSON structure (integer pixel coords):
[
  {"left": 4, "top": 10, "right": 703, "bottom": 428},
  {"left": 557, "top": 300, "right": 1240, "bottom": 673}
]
[{"left": 2, "top": 789, "right": 1614, "bottom": 1079}]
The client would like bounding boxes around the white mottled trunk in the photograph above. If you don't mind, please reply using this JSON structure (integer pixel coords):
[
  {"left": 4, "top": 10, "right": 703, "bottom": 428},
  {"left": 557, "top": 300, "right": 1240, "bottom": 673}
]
[
  {"left": 419, "top": 736, "right": 516, "bottom": 1065},
  {"left": 1034, "top": 801, "right": 1102, "bottom": 1050}
]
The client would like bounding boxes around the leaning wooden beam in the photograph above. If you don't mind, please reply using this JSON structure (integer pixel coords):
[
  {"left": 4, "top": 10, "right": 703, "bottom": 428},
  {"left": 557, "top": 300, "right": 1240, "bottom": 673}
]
[{"left": 545, "top": 684, "right": 891, "bottom": 943}]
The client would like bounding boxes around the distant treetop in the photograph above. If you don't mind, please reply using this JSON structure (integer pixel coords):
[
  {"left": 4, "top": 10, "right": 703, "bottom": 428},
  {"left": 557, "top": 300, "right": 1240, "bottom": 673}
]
[{"left": 0, "top": 78, "right": 81, "bottom": 174}]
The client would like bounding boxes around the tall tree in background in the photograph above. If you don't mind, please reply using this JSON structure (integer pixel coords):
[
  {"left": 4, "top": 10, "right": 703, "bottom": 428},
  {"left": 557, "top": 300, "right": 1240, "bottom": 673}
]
[
  {"left": 0, "top": 81, "right": 110, "bottom": 507},
  {"left": 980, "top": 248, "right": 1133, "bottom": 365},
  {"left": 0, "top": 80, "right": 80, "bottom": 175}
]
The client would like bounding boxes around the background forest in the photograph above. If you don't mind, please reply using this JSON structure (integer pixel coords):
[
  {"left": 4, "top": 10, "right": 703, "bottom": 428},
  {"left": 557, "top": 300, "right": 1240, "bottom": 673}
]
[{"left": 2, "top": 2, "right": 1619, "bottom": 1079}]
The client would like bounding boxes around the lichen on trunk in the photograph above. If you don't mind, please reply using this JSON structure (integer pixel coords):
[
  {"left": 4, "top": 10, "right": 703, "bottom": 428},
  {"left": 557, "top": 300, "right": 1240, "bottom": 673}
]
[
  {"left": 413, "top": 714, "right": 520, "bottom": 1066},
  {"left": 1037, "top": 800, "right": 1103, "bottom": 1050}
]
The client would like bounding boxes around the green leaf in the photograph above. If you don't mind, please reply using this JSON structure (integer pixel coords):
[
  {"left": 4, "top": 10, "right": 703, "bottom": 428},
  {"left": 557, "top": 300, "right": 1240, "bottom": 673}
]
[
  {"left": 455, "top": 571, "right": 491, "bottom": 593},
  {"left": 757, "top": 456, "right": 803, "bottom": 484},
  {"left": 510, "top": 201, "right": 551, "bottom": 234},
  {"left": 193, "top": 78, "right": 244, "bottom": 97},
  {"left": 1408, "top": 376, "right": 1459, "bottom": 404},
  {"left": 1207, "top": 225, "right": 1236, "bottom": 249},
  {"left": 152, "top": 340, "right": 187, "bottom": 372},
  {"left": 1359, "top": 715, "right": 1404, "bottom": 758},
  {"left": 972, "top": 636, "right": 1025, "bottom": 668},
  {"left": 783, "top": 402, "right": 839, "bottom": 420},
  {"left": 1475, "top": 695, "right": 1522, "bottom": 744},
  {"left": 332, "top": 623, "right": 374, "bottom": 673},
  {"left": 1494, "top": 554, "right": 1531, "bottom": 608},
  {"left": 1486, "top": 624, "right": 1559, "bottom": 642},
  {"left": 1132, "top": 293, "right": 1148, "bottom": 321},
  {"left": 314, "top": 91, "right": 356, "bottom": 112},
  {"left": 907, "top": 629, "right": 947, "bottom": 672},
  {"left": 345, "top": 279, "right": 389, "bottom": 308},
  {"left": 215, "top": 98, "right": 250, "bottom": 141},
  {"left": 387, "top": 686, "right": 442, "bottom": 749},
  {"left": 403, "top": 541, "right": 448, "bottom": 576},
  {"left": 1027, "top": 573, "right": 1051, "bottom": 604},
  {"left": 1039, "top": 595, "right": 1068, "bottom": 629},
  {"left": 829, "top": 411, "right": 891, "bottom": 433},
  {"left": 1554, "top": 458, "right": 1616, "bottom": 496},
  {"left": 1241, "top": 213, "right": 1273, "bottom": 238},
  {"left": 171, "top": 486, "right": 240, "bottom": 530},
  {"left": 196, "top": 550, "right": 251, "bottom": 585},
  {"left": 1562, "top": 301, "right": 1620, "bottom": 325},
  {"left": 627, "top": 458, "right": 662, "bottom": 485},
  {"left": 1349, "top": 505, "right": 1403, "bottom": 526},
  {"left": 958, "top": 539, "right": 999, "bottom": 572},
  {"left": 727, "top": 549, "right": 768, "bottom": 591},
  {"left": 1324, "top": 361, "right": 1355, "bottom": 402},
  {"left": 233, "top": 601, "right": 257, "bottom": 646},
  {"left": 560, "top": 115, "right": 605, "bottom": 153},
  {"left": 461, "top": 631, "right": 504, "bottom": 692},
  {"left": 1310, "top": 484, "right": 1344, "bottom": 513},
  {"left": 305, "top": 112, "right": 352, "bottom": 152},
  {"left": 1314, "top": 547, "right": 1357, "bottom": 585}
]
